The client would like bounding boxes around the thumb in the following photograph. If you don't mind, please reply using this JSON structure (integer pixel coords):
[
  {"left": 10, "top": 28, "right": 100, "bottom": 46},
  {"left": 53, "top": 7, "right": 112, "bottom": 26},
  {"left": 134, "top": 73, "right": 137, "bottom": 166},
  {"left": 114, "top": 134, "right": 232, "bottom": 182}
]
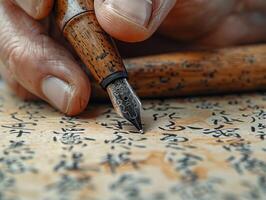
[
  {"left": 0, "top": 1, "right": 90, "bottom": 116},
  {"left": 94, "top": 0, "right": 176, "bottom": 42}
]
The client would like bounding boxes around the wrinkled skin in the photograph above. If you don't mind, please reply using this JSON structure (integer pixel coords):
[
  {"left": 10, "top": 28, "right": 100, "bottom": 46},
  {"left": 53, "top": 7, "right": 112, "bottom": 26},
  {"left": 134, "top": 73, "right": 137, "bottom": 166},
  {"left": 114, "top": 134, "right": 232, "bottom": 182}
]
[{"left": 0, "top": 0, "right": 266, "bottom": 115}]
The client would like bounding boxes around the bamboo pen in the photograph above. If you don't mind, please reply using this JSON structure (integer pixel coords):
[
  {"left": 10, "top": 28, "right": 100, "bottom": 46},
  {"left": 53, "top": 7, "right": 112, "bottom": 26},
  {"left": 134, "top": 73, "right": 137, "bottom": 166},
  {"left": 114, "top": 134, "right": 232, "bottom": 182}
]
[
  {"left": 55, "top": 0, "right": 143, "bottom": 132},
  {"left": 91, "top": 44, "right": 266, "bottom": 99}
]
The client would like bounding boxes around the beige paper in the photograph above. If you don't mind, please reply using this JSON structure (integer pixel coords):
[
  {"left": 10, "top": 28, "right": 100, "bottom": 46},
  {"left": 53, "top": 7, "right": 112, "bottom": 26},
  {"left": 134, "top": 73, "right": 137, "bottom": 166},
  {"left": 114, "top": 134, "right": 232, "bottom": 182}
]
[{"left": 0, "top": 82, "right": 265, "bottom": 200}]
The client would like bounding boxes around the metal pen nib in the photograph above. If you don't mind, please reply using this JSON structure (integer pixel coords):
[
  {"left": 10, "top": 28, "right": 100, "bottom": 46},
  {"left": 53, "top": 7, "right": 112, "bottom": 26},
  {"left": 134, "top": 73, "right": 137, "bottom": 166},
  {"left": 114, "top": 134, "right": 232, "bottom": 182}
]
[{"left": 107, "top": 78, "right": 143, "bottom": 133}]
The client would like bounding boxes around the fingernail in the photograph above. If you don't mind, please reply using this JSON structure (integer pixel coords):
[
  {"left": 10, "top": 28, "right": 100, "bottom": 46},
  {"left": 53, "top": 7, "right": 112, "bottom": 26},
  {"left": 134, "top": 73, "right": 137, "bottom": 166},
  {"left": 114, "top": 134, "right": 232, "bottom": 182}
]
[
  {"left": 104, "top": 0, "right": 153, "bottom": 27},
  {"left": 13, "top": 0, "right": 42, "bottom": 17},
  {"left": 42, "top": 77, "right": 72, "bottom": 113}
]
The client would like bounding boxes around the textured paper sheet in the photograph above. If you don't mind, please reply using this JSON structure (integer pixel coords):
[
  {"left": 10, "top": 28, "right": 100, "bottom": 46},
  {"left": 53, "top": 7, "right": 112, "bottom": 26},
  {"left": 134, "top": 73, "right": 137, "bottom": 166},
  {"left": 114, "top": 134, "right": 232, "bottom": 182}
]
[{"left": 0, "top": 82, "right": 265, "bottom": 200}]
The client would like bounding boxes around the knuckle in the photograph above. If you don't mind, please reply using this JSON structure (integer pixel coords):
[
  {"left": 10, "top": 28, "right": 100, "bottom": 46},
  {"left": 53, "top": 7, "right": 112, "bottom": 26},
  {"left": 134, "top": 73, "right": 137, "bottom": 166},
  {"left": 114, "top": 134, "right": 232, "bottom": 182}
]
[
  {"left": 3, "top": 39, "right": 25, "bottom": 67},
  {"left": 6, "top": 40, "right": 28, "bottom": 71},
  {"left": 6, "top": 34, "right": 50, "bottom": 72}
]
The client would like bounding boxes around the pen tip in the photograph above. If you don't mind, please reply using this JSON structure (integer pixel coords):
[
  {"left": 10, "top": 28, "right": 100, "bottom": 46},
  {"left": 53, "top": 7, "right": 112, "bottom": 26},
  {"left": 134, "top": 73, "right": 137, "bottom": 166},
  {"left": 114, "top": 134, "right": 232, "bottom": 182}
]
[
  {"left": 131, "top": 117, "right": 143, "bottom": 134},
  {"left": 107, "top": 78, "right": 144, "bottom": 134}
]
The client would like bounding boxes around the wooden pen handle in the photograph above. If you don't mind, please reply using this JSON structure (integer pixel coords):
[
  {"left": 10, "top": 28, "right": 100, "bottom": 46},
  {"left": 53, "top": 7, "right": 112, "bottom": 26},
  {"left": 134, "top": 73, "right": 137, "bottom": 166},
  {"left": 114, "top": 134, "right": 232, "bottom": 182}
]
[
  {"left": 55, "top": 0, "right": 127, "bottom": 88},
  {"left": 91, "top": 45, "right": 266, "bottom": 99}
]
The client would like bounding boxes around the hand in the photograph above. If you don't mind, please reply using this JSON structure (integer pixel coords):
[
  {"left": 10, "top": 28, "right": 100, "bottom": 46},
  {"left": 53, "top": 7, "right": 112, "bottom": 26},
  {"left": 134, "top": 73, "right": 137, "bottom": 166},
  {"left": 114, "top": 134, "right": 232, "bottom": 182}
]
[
  {"left": 160, "top": 0, "right": 266, "bottom": 47},
  {"left": 0, "top": 0, "right": 176, "bottom": 115}
]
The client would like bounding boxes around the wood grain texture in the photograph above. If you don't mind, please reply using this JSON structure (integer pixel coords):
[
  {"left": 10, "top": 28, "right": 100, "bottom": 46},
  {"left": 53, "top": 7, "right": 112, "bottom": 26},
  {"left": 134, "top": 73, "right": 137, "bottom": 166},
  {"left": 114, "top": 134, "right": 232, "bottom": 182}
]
[
  {"left": 91, "top": 45, "right": 266, "bottom": 99},
  {"left": 55, "top": 0, "right": 88, "bottom": 30},
  {"left": 55, "top": 0, "right": 126, "bottom": 85}
]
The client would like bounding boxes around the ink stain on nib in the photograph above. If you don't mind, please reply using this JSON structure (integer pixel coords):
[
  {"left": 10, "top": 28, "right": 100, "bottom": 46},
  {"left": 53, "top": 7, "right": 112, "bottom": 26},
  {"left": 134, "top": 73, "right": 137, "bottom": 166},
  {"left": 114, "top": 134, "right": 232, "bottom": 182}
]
[{"left": 107, "top": 78, "right": 143, "bottom": 133}]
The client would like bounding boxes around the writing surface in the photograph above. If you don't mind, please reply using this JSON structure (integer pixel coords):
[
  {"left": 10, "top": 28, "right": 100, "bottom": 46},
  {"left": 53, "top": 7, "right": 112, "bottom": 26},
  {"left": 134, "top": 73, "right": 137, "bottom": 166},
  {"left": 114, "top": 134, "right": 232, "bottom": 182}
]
[{"left": 0, "top": 81, "right": 265, "bottom": 200}]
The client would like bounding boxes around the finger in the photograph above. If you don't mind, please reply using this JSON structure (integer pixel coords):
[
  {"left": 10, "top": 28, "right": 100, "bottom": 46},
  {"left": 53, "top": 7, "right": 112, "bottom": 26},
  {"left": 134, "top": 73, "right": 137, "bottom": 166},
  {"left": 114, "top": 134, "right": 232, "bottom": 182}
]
[
  {"left": 197, "top": 13, "right": 266, "bottom": 47},
  {"left": 0, "top": 59, "right": 38, "bottom": 100},
  {"left": 11, "top": 0, "right": 54, "bottom": 19},
  {"left": 94, "top": 0, "right": 176, "bottom": 42},
  {"left": 237, "top": 0, "right": 266, "bottom": 12},
  {"left": 159, "top": 0, "right": 235, "bottom": 41},
  {"left": 0, "top": 1, "right": 91, "bottom": 116}
]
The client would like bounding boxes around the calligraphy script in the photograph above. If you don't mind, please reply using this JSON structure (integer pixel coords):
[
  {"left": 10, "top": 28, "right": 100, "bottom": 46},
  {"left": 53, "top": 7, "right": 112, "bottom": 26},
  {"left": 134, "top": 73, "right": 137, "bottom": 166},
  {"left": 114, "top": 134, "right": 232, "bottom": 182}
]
[{"left": 0, "top": 82, "right": 265, "bottom": 200}]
